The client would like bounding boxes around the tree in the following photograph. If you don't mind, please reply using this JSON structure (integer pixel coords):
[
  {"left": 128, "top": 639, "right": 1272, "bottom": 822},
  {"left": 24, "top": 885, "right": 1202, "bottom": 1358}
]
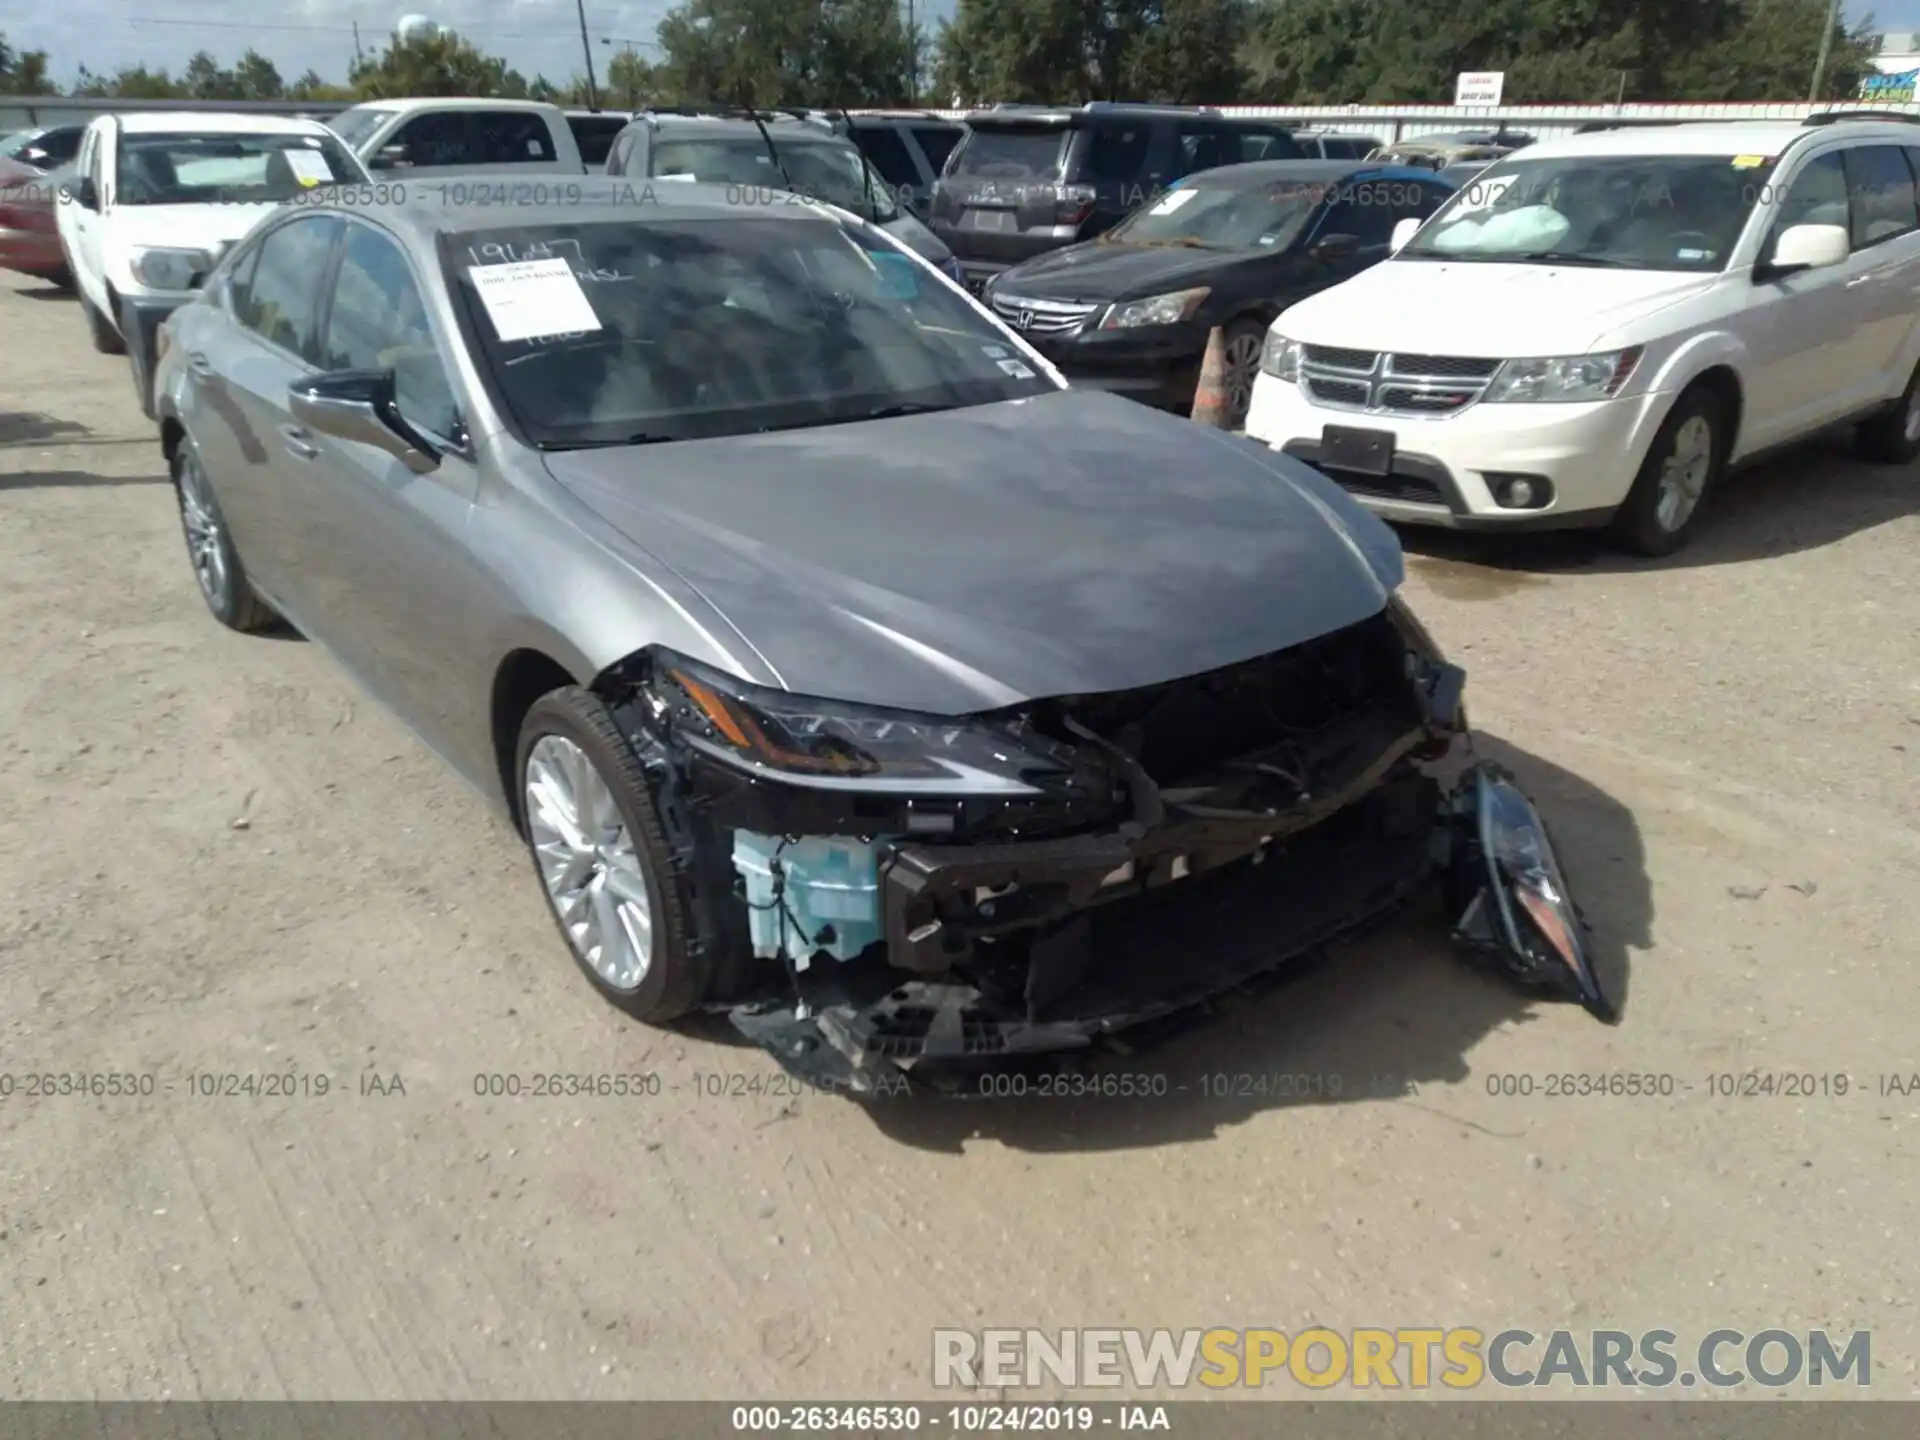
[
  {"left": 649, "top": 0, "right": 919, "bottom": 106},
  {"left": 1, "top": 31, "right": 56, "bottom": 95},
  {"left": 70, "top": 63, "right": 181, "bottom": 99},
  {"left": 233, "top": 48, "right": 287, "bottom": 101},
  {"left": 606, "top": 47, "right": 661, "bottom": 108},
  {"left": 288, "top": 69, "right": 355, "bottom": 102},
  {"left": 932, "top": 0, "right": 1241, "bottom": 106},
  {"left": 349, "top": 31, "right": 531, "bottom": 100}
]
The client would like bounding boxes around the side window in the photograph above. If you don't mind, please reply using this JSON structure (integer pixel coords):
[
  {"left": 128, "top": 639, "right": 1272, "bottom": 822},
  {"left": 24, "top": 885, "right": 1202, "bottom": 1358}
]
[
  {"left": 1084, "top": 122, "right": 1151, "bottom": 185},
  {"left": 1396, "top": 177, "right": 1448, "bottom": 221},
  {"left": 235, "top": 216, "right": 341, "bottom": 363},
  {"left": 913, "top": 125, "right": 961, "bottom": 175},
  {"left": 1770, "top": 151, "right": 1849, "bottom": 247},
  {"left": 1176, "top": 123, "right": 1229, "bottom": 176},
  {"left": 322, "top": 224, "right": 460, "bottom": 439},
  {"left": 1321, "top": 182, "right": 1402, "bottom": 250},
  {"left": 855, "top": 127, "right": 919, "bottom": 189},
  {"left": 390, "top": 112, "right": 473, "bottom": 166},
  {"left": 1842, "top": 144, "right": 1918, "bottom": 248},
  {"left": 224, "top": 238, "right": 263, "bottom": 316},
  {"left": 472, "top": 112, "right": 558, "bottom": 165}
]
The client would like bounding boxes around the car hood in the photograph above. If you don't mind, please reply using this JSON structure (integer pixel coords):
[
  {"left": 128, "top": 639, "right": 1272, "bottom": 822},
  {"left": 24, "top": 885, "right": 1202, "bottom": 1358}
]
[
  {"left": 1278, "top": 257, "right": 1716, "bottom": 356},
  {"left": 104, "top": 201, "right": 283, "bottom": 255},
  {"left": 881, "top": 211, "right": 951, "bottom": 263},
  {"left": 993, "top": 240, "right": 1247, "bottom": 302},
  {"left": 541, "top": 390, "right": 1405, "bottom": 715}
]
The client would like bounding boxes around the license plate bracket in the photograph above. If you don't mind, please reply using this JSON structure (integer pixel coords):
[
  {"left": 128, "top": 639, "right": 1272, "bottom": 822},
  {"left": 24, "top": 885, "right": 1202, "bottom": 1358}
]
[
  {"left": 1320, "top": 424, "right": 1395, "bottom": 477},
  {"left": 966, "top": 209, "right": 1015, "bottom": 233}
]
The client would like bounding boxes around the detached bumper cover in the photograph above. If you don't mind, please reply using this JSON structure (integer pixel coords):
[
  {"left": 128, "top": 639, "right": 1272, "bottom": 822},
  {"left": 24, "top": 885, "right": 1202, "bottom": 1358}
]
[{"left": 119, "top": 294, "right": 184, "bottom": 421}]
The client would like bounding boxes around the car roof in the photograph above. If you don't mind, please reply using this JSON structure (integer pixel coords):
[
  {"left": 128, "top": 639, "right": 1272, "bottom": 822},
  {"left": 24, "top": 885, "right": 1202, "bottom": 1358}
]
[
  {"left": 293, "top": 174, "right": 851, "bottom": 240},
  {"left": 111, "top": 112, "right": 339, "bottom": 136},
  {"left": 643, "top": 117, "right": 851, "bottom": 146},
  {"left": 353, "top": 97, "right": 561, "bottom": 115},
  {"left": 1513, "top": 119, "right": 1920, "bottom": 160},
  {"left": 1180, "top": 158, "right": 1450, "bottom": 188}
]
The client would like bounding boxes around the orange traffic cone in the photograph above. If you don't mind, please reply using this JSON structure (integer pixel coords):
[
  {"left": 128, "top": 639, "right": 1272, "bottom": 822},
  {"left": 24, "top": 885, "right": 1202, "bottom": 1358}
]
[{"left": 1190, "top": 326, "right": 1232, "bottom": 429}]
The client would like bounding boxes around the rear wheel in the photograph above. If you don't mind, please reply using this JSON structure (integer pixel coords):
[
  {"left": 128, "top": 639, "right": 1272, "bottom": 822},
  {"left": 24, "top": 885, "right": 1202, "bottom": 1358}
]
[
  {"left": 1608, "top": 388, "right": 1723, "bottom": 557},
  {"left": 1855, "top": 360, "right": 1920, "bottom": 464},
  {"left": 82, "top": 289, "right": 125, "bottom": 355},
  {"left": 173, "top": 439, "right": 273, "bottom": 632}
]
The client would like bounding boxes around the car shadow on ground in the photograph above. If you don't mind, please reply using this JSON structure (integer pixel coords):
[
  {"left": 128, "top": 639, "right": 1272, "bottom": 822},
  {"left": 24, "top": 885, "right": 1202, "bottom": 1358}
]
[
  {"left": 0, "top": 410, "right": 92, "bottom": 446},
  {"left": 8, "top": 281, "right": 73, "bottom": 302},
  {"left": 1397, "top": 434, "right": 1919, "bottom": 576},
  {"left": 0, "top": 468, "right": 168, "bottom": 490},
  {"left": 686, "top": 733, "right": 1649, "bottom": 1152}
]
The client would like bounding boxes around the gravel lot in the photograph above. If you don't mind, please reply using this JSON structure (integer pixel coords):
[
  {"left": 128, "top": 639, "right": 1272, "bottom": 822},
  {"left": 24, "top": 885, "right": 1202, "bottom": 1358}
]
[{"left": 2, "top": 267, "right": 1917, "bottom": 1402}]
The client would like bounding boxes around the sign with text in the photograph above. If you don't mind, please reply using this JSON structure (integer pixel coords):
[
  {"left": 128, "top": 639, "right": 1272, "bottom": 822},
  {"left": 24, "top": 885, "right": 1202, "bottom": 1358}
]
[{"left": 1454, "top": 71, "right": 1505, "bottom": 106}]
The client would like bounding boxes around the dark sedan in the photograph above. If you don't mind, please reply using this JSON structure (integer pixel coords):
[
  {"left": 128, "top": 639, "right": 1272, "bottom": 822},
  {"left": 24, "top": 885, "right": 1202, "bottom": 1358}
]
[
  {"left": 149, "top": 178, "right": 1610, "bottom": 1096},
  {"left": 983, "top": 161, "right": 1456, "bottom": 423}
]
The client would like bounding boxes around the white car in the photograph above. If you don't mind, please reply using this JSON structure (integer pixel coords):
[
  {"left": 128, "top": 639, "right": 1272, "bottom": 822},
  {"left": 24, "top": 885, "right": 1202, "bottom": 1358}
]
[
  {"left": 1246, "top": 115, "right": 1920, "bottom": 554},
  {"left": 57, "top": 111, "right": 370, "bottom": 415},
  {"left": 324, "top": 98, "right": 587, "bottom": 178}
]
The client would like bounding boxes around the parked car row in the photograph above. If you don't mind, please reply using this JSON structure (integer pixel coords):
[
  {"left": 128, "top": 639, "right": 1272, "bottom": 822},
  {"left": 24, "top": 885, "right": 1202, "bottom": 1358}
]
[{"left": 14, "top": 113, "right": 1617, "bottom": 1093}]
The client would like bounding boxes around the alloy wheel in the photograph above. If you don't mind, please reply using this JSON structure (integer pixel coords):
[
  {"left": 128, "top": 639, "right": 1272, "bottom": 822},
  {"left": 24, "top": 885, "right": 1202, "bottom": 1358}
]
[
  {"left": 1224, "top": 331, "right": 1264, "bottom": 423},
  {"left": 175, "top": 448, "right": 230, "bottom": 611},
  {"left": 1655, "top": 414, "right": 1713, "bottom": 535},
  {"left": 524, "top": 733, "right": 654, "bottom": 992}
]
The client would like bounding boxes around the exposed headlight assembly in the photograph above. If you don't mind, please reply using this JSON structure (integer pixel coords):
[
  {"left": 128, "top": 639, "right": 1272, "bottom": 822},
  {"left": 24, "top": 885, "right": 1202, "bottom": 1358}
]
[
  {"left": 1483, "top": 346, "right": 1642, "bottom": 403},
  {"left": 129, "top": 246, "right": 218, "bottom": 293},
  {"left": 1259, "top": 331, "right": 1302, "bottom": 381},
  {"left": 1100, "top": 286, "right": 1210, "bottom": 330},
  {"left": 642, "top": 650, "right": 1078, "bottom": 795}
]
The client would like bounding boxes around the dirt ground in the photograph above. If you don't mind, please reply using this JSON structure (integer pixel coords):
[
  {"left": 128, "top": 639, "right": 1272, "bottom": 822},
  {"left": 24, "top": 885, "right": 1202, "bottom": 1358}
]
[{"left": 1, "top": 267, "right": 1917, "bottom": 1403}]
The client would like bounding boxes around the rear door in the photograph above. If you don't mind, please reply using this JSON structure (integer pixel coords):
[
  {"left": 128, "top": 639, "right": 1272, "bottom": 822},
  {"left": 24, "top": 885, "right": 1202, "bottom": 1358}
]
[
  {"left": 1077, "top": 117, "right": 1156, "bottom": 230},
  {"left": 853, "top": 124, "right": 927, "bottom": 213},
  {"left": 215, "top": 213, "right": 345, "bottom": 601}
]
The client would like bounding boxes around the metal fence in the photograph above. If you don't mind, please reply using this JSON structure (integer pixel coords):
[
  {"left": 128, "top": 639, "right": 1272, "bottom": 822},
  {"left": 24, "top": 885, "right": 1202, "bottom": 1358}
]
[{"left": 12, "top": 94, "right": 1920, "bottom": 144}]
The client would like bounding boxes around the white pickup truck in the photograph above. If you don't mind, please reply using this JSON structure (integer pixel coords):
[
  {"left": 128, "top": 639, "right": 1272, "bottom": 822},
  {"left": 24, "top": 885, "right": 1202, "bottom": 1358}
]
[{"left": 325, "top": 98, "right": 588, "bottom": 177}]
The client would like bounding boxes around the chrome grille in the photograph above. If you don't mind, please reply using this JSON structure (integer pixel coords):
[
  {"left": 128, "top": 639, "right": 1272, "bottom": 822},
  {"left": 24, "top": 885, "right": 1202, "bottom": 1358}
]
[
  {"left": 991, "top": 294, "right": 1100, "bottom": 337},
  {"left": 1299, "top": 348, "right": 1500, "bottom": 417}
]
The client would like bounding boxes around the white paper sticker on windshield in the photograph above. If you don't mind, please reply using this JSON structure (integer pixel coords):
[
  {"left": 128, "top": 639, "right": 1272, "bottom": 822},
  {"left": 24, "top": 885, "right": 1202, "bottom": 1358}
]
[
  {"left": 657, "top": 172, "right": 698, "bottom": 183},
  {"left": 284, "top": 148, "right": 334, "bottom": 187},
  {"left": 981, "top": 344, "right": 1009, "bottom": 359},
  {"left": 1148, "top": 188, "right": 1197, "bottom": 215},
  {"left": 997, "top": 358, "right": 1035, "bottom": 379},
  {"left": 471, "top": 258, "right": 602, "bottom": 343}
]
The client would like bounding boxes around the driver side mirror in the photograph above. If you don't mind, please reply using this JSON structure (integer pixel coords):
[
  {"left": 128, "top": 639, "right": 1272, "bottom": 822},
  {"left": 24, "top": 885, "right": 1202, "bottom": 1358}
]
[
  {"left": 71, "top": 175, "right": 99, "bottom": 211},
  {"left": 289, "top": 370, "right": 440, "bottom": 474},
  {"left": 1310, "top": 232, "right": 1359, "bottom": 262},
  {"left": 368, "top": 144, "right": 410, "bottom": 171},
  {"left": 1390, "top": 216, "right": 1422, "bottom": 254},
  {"left": 1757, "top": 222, "right": 1849, "bottom": 280}
]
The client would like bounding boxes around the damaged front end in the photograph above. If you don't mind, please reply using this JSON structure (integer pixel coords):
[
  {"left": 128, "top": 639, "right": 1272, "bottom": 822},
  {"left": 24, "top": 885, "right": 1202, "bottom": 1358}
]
[{"left": 595, "top": 599, "right": 1613, "bottom": 1097}]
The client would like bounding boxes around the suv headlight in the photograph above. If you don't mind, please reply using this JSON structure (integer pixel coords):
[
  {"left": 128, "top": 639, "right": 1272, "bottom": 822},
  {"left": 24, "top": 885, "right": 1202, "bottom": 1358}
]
[
  {"left": 1100, "top": 286, "right": 1210, "bottom": 330},
  {"left": 129, "top": 246, "right": 218, "bottom": 293},
  {"left": 1484, "top": 346, "right": 1642, "bottom": 403},
  {"left": 640, "top": 649, "right": 1081, "bottom": 795},
  {"left": 1259, "top": 332, "right": 1301, "bottom": 381}
]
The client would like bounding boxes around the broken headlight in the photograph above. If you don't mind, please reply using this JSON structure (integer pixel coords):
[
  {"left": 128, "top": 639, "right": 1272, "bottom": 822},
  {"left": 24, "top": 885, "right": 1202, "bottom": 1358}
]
[{"left": 641, "top": 648, "right": 1078, "bottom": 795}]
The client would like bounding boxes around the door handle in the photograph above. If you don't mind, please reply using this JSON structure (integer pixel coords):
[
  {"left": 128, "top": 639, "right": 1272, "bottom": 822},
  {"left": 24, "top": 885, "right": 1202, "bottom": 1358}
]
[
  {"left": 278, "top": 424, "right": 319, "bottom": 460},
  {"left": 186, "top": 351, "right": 213, "bottom": 376},
  {"left": 1845, "top": 274, "right": 1875, "bottom": 288}
]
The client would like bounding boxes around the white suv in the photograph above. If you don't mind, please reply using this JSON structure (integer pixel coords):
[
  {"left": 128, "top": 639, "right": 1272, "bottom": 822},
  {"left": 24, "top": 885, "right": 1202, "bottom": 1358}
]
[{"left": 1244, "top": 115, "right": 1920, "bottom": 554}]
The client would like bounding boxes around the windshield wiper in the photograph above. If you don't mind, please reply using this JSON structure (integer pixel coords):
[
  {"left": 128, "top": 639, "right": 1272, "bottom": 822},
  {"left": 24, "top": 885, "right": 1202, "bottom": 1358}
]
[
  {"left": 536, "top": 433, "right": 677, "bottom": 451},
  {"left": 863, "top": 402, "right": 955, "bottom": 420},
  {"left": 1511, "top": 250, "right": 1632, "bottom": 267}
]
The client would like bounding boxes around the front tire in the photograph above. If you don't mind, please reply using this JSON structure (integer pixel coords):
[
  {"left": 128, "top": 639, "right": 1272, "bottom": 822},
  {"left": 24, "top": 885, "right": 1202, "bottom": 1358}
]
[
  {"left": 516, "top": 687, "right": 710, "bottom": 1023},
  {"left": 1608, "top": 387, "right": 1724, "bottom": 557},
  {"left": 173, "top": 439, "right": 273, "bottom": 632},
  {"left": 1221, "top": 319, "right": 1266, "bottom": 428},
  {"left": 82, "top": 288, "right": 125, "bottom": 355},
  {"left": 1855, "top": 360, "right": 1920, "bottom": 464}
]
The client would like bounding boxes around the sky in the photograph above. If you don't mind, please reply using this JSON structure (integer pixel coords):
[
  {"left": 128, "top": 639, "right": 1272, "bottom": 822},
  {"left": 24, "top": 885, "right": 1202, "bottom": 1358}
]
[
  {"left": 1, "top": 0, "right": 1909, "bottom": 90},
  {"left": 4, "top": 0, "right": 956, "bottom": 89}
]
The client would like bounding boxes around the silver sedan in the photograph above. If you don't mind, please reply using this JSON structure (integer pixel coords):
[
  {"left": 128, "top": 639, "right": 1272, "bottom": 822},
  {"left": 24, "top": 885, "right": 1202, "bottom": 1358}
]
[{"left": 151, "top": 177, "right": 1611, "bottom": 1096}]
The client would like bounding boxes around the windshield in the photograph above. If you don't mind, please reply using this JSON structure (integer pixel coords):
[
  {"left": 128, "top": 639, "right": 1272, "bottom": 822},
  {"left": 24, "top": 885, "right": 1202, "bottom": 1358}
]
[
  {"left": 1400, "top": 153, "right": 1777, "bottom": 271},
  {"left": 326, "top": 107, "right": 393, "bottom": 151},
  {"left": 1108, "top": 178, "right": 1323, "bottom": 251},
  {"left": 113, "top": 131, "right": 366, "bottom": 205},
  {"left": 951, "top": 126, "right": 1067, "bottom": 180},
  {"left": 449, "top": 216, "right": 1057, "bottom": 449},
  {"left": 652, "top": 137, "right": 898, "bottom": 221}
]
